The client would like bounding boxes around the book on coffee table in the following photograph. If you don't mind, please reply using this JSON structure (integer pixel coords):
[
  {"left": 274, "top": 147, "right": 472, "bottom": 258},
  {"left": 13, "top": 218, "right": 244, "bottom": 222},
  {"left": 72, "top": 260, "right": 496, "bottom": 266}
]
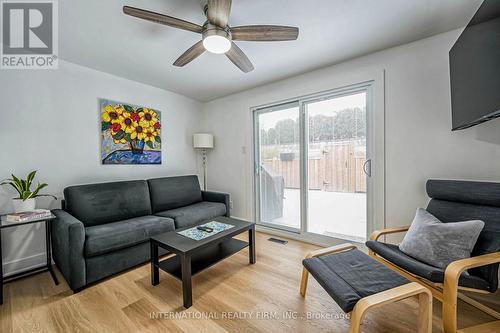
[
  {"left": 6, "top": 209, "right": 52, "bottom": 223},
  {"left": 177, "top": 221, "right": 234, "bottom": 241}
]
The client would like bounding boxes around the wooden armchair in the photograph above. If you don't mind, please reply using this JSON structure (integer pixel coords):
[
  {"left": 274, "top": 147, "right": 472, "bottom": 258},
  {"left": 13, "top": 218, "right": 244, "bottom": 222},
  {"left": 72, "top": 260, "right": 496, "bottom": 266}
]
[{"left": 367, "top": 180, "right": 500, "bottom": 333}]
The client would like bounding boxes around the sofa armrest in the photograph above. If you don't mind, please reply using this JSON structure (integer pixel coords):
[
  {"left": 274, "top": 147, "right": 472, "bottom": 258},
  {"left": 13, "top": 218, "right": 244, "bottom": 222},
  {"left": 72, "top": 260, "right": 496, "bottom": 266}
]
[
  {"left": 202, "top": 190, "right": 230, "bottom": 217},
  {"left": 51, "top": 209, "right": 86, "bottom": 291}
]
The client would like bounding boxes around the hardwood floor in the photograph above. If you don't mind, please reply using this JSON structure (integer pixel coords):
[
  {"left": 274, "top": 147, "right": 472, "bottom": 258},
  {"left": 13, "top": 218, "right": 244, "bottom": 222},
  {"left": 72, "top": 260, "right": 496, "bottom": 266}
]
[{"left": 0, "top": 232, "right": 497, "bottom": 333}]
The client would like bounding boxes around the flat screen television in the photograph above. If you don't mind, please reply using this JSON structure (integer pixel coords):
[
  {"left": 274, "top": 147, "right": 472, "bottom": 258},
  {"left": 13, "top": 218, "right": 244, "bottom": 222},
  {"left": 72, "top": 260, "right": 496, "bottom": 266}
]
[{"left": 449, "top": 0, "right": 500, "bottom": 130}]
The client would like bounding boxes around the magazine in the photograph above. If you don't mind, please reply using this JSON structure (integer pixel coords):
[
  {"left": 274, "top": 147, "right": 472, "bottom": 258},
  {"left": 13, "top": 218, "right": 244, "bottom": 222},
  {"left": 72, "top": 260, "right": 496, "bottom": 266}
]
[
  {"left": 6, "top": 209, "right": 52, "bottom": 222},
  {"left": 177, "top": 221, "right": 234, "bottom": 241}
]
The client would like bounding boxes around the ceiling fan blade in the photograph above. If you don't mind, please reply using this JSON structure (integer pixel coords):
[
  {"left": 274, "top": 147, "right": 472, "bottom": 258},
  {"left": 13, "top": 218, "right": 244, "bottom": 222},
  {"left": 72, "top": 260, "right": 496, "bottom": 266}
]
[
  {"left": 207, "top": 0, "right": 232, "bottom": 27},
  {"left": 173, "top": 41, "right": 206, "bottom": 67},
  {"left": 123, "top": 6, "right": 203, "bottom": 34},
  {"left": 231, "top": 25, "right": 299, "bottom": 41},
  {"left": 226, "top": 42, "right": 254, "bottom": 73}
]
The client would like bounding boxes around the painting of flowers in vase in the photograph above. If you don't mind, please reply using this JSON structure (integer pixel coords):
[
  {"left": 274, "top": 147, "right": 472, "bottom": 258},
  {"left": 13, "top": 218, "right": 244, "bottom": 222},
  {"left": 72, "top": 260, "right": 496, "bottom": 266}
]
[{"left": 100, "top": 99, "right": 162, "bottom": 164}]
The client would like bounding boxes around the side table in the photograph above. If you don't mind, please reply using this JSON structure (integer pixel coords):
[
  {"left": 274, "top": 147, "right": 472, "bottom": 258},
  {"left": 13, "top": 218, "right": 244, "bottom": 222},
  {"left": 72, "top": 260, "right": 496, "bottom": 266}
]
[{"left": 0, "top": 213, "right": 59, "bottom": 305}]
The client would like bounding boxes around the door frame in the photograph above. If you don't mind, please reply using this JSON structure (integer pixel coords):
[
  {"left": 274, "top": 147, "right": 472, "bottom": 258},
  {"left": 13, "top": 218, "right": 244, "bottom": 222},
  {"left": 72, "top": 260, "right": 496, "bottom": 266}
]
[{"left": 252, "top": 74, "right": 385, "bottom": 246}]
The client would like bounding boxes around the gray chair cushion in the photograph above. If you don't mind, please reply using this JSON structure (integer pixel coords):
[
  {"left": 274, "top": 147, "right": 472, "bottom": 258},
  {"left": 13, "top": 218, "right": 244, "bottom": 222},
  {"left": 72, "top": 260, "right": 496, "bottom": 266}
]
[
  {"left": 64, "top": 180, "right": 152, "bottom": 227},
  {"left": 156, "top": 201, "right": 227, "bottom": 229},
  {"left": 303, "top": 249, "right": 409, "bottom": 313},
  {"left": 426, "top": 179, "right": 500, "bottom": 207},
  {"left": 426, "top": 179, "right": 500, "bottom": 292},
  {"left": 399, "top": 208, "right": 484, "bottom": 269},
  {"left": 148, "top": 176, "right": 202, "bottom": 213},
  {"left": 84, "top": 215, "right": 175, "bottom": 257},
  {"left": 366, "top": 241, "right": 491, "bottom": 291}
]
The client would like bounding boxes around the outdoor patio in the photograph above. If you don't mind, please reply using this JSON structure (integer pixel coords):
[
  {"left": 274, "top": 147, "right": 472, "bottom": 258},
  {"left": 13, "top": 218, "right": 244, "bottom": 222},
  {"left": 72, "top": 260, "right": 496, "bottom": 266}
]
[{"left": 270, "top": 188, "right": 367, "bottom": 242}]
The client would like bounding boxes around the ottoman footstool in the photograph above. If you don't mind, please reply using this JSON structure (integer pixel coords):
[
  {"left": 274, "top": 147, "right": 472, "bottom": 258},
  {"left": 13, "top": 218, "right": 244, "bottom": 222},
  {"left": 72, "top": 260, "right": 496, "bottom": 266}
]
[{"left": 300, "top": 243, "right": 432, "bottom": 333}]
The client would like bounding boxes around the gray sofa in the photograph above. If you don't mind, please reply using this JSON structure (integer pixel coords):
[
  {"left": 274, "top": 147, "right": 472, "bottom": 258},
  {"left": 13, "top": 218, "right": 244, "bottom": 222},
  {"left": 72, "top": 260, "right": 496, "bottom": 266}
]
[{"left": 51, "top": 175, "right": 230, "bottom": 292}]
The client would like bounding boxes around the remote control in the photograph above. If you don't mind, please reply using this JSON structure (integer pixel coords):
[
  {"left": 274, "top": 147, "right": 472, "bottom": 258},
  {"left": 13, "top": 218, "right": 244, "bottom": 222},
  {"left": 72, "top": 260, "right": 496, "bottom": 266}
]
[{"left": 197, "top": 226, "right": 214, "bottom": 233}]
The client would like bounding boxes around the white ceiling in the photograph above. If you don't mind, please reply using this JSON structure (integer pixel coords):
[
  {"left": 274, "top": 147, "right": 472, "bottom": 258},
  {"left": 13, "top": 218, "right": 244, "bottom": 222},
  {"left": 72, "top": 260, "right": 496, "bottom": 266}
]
[{"left": 60, "top": 0, "right": 483, "bottom": 102}]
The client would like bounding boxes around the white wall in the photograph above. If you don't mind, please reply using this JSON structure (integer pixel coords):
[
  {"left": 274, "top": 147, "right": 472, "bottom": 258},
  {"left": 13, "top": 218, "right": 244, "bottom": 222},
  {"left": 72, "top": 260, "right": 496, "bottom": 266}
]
[
  {"left": 0, "top": 60, "right": 202, "bottom": 275},
  {"left": 201, "top": 29, "right": 500, "bottom": 232}
]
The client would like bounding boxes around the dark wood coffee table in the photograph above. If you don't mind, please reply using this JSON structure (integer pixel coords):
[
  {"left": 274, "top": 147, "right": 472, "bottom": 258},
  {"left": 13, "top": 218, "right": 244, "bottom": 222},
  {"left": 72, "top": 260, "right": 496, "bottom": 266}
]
[{"left": 150, "top": 216, "right": 256, "bottom": 308}]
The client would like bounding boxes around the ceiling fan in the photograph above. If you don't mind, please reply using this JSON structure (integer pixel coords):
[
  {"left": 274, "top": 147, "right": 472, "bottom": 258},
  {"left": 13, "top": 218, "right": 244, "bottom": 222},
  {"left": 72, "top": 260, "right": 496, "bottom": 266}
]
[{"left": 123, "top": 0, "right": 299, "bottom": 73}]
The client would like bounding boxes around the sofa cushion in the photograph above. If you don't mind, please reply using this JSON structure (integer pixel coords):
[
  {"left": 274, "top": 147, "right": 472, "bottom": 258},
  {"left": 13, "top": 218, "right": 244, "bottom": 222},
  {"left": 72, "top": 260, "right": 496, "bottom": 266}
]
[
  {"left": 366, "top": 241, "right": 491, "bottom": 291},
  {"left": 64, "top": 180, "right": 152, "bottom": 227},
  {"left": 155, "top": 201, "right": 226, "bottom": 229},
  {"left": 148, "top": 176, "right": 202, "bottom": 213},
  {"left": 84, "top": 215, "right": 175, "bottom": 257},
  {"left": 86, "top": 242, "right": 169, "bottom": 285},
  {"left": 303, "top": 249, "right": 409, "bottom": 313}
]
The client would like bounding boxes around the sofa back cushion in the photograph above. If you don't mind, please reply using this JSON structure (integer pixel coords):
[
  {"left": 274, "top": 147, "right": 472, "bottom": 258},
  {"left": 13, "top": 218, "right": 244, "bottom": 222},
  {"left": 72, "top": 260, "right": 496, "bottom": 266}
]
[
  {"left": 426, "top": 179, "right": 500, "bottom": 292},
  {"left": 64, "top": 180, "right": 152, "bottom": 227},
  {"left": 148, "top": 175, "right": 202, "bottom": 213}
]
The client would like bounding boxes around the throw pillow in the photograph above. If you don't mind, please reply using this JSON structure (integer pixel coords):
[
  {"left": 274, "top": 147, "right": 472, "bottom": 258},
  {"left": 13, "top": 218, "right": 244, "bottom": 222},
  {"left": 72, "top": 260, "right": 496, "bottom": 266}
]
[{"left": 399, "top": 208, "right": 484, "bottom": 269}]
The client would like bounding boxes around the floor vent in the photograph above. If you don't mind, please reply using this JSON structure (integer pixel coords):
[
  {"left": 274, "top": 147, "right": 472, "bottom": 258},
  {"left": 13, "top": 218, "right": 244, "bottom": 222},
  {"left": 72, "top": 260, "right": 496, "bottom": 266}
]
[{"left": 268, "top": 237, "right": 288, "bottom": 245}]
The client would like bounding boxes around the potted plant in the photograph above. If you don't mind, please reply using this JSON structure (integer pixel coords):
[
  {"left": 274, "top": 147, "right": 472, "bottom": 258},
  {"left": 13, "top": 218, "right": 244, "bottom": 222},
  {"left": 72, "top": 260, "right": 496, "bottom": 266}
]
[{"left": 0, "top": 171, "right": 56, "bottom": 213}]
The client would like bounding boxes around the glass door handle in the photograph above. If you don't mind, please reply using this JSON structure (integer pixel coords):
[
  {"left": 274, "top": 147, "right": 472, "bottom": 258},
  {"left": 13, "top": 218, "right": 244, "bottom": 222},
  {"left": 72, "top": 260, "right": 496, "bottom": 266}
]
[
  {"left": 255, "top": 163, "right": 264, "bottom": 175},
  {"left": 363, "top": 159, "right": 372, "bottom": 177}
]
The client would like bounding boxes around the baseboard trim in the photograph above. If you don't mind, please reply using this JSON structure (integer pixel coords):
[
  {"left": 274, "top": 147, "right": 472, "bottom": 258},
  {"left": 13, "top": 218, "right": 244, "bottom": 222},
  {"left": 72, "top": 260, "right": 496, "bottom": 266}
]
[
  {"left": 255, "top": 225, "right": 334, "bottom": 247},
  {"left": 2, "top": 252, "right": 47, "bottom": 277},
  {"left": 230, "top": 216, "right": 363, "bottom": 248}
]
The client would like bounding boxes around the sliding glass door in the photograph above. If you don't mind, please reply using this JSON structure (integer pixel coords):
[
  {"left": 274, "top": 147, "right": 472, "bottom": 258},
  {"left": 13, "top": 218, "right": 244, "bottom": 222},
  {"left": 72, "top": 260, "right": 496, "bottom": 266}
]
[
  {"left": 254, "top": 85, "right": 372, "bottom": 243},
  {"left": 305, "top": 92, "right": 367, "bottom": 242},
  {"left": 254, "top": 102, "right": 301, "bottom": 232}
]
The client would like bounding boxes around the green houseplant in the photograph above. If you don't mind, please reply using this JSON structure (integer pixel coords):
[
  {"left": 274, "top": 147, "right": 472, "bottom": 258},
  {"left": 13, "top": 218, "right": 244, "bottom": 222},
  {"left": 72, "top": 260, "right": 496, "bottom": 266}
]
[{"left": 0, "top": 171, "right": 56, "bottom": 213}]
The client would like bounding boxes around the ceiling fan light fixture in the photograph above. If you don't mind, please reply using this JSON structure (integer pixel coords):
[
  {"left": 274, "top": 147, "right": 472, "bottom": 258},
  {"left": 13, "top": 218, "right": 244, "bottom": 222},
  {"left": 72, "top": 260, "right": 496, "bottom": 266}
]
[
  {"left": 203, "top": 34, "right": 231, "bottom": 54},
  {"left": 123, "top": 1, "right": 299, "bottom": 72},
  {"left": 202, "top": 24, "right": 232, "bottom": 54}
]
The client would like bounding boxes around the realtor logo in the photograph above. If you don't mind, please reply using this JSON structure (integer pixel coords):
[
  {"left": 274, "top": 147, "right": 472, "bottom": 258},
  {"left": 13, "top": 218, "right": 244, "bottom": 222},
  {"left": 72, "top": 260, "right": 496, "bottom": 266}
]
[{"left": 1, "top": 0, "right": 58, "bottom": 69}]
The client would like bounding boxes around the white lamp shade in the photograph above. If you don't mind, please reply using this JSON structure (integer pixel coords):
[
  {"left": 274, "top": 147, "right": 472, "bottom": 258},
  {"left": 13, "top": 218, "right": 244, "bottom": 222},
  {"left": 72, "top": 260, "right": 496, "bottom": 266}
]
[{"left": 193, "top": 133, "right": 214, "bottom": 149}]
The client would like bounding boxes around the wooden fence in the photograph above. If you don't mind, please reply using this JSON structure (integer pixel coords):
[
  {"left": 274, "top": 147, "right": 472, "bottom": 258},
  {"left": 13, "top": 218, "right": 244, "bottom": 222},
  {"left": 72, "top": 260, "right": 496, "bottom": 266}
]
[{"left": 263, "top": 142, "right": 366, "bottom": 193}]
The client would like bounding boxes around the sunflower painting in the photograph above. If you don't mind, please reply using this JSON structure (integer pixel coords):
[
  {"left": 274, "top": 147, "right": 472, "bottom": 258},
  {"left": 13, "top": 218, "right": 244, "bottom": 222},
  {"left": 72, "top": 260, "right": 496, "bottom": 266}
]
[{"left": 100, "top": 99, "right": 162, "bottom": 164}]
